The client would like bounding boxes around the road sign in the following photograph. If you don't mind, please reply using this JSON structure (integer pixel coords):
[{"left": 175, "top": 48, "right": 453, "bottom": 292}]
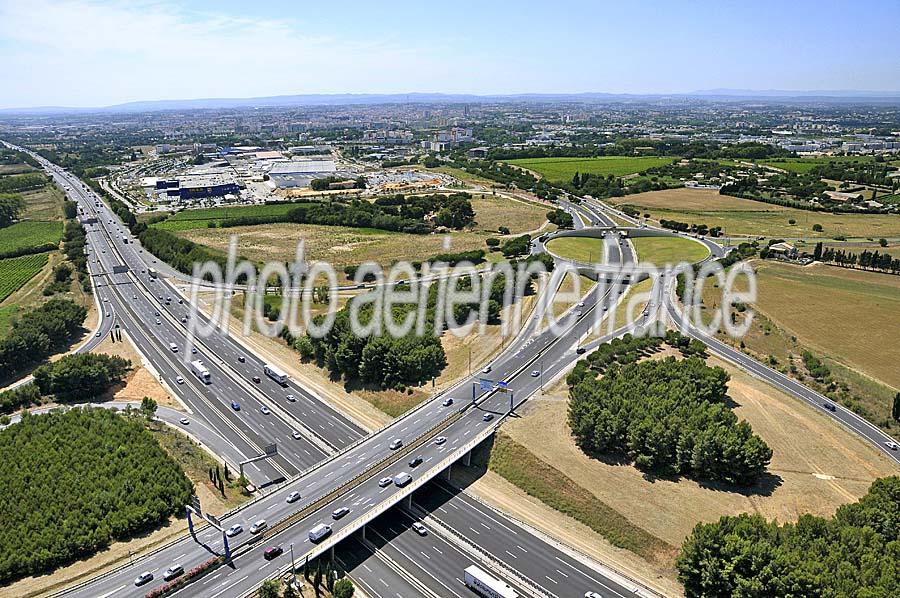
[
  {"left": 206, "top": 513, "right": 222, "bottom": 529},
  {"left": 478, "top": 378, "right": 494, "bottom": 391},
  {"left": 189, "top": 494, "right": 201, "bottom": 516},
  {"left": 264, "top": 443, "right": 278, "bottom": 456},
  {"left": 497, "top": 380, "right": 509, "bottom": 393}
]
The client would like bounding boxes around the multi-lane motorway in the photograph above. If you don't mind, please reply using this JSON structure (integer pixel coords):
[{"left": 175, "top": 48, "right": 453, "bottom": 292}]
[{"left": 8, "top": 142, "right": 897, "bottom": 598}]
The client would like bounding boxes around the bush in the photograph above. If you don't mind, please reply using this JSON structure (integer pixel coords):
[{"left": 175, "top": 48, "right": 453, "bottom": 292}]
[
  {"left": 0, "top": 298, "right": 87, "bottom": 381},
  {"left": 0, "top": 383, "right": 41, "bottom": 415}
]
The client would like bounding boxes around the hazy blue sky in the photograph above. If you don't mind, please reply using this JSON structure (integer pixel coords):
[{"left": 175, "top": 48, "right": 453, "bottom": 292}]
[{"left": 1, "top": 0, "right": 898, "bottom": 108}]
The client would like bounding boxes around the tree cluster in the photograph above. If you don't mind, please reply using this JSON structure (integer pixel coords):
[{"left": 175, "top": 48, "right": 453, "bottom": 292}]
[
  {"left": 0, "top": 298, "right": 87, "bottom": 381},
  {"left": 819, "top": 247, "right": 900, "bottom": 274},
  {"left": 0, "top": 383, "right": 41, "bottom": 415},
  {"left": 33, "top": 353, "right": 131, "bottom": 401},
  {"left": 568, "top": 356, "right": 772, "bottom": 485},
  {"left": 677, "top": 476, "right": 900, "bottom": 597},
  {"left": 0, "top": 407, "right": 193, "bottom": 583},
  {"left": 0, "top": 194, "right": 24, "bottom": 228},
  {"left": 0, "top": 172, "right": 47, "bottom": 194},
  {"left": 659, "top": 219, "right": 722, "bottom": 237},
  {"left": 546, "top": 208, "right": 574, "bottom": 229}
]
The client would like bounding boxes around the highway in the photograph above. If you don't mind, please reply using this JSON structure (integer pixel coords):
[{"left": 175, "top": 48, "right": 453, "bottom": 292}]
[{"left": 9, "top": 145, "right": 648, "bottom": 598}]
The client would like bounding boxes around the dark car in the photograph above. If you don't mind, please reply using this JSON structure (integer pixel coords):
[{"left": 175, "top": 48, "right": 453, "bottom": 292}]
[
  {"left": 252, "top": 376, "right": 261, "bottom": 383},
  {"left": 822, "top": 402, "right": 836, "bottom": 412},
  {"left": 238, "top": 356, "right": 245, "bottom": 363},
  {"left": 441, "top": 397, "right": 454, "bottom": 407},
  {"left": 576, "top": 347, "right": 586, "bottom": 354},
  {"left": 231, "top": 401, "right": 241, "bottom": 410},
  {"left": 408, "top": 455, "right": 423, "bottom": 468},
  {"left": 263, "top": 546, "right": 283, "bottom": 560}
]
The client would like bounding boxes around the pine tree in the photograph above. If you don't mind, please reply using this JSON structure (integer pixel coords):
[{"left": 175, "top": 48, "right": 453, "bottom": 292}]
[{"left": 892, "top": 392, "right": 900, "bottom": 422}]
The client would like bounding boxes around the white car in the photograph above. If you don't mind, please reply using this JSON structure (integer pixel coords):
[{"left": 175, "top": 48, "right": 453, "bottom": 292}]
[
  {"left": 260, "top": 406, "right": 271, "bottom": 415},
  {"left": 411, "top": 522, "right": 427, "bottom": 536},
  {"left": 176, "top": 376, "right": 184, "bottom": 385},
  {"left": 378, "top": 477, "right": 392, "bottom": 488},
  {"left": 286, "top": 394, "right": 296, "bottom": 402},
  {"left": 530, "top": 370, "right": 540, "bottom": 377},
  {"left": 389, "top": 439, "right": 403, "bottom": 450},
  {"left": 886, "top": 441, "right": 899, "bottom": 451},
  {"left": 482, "top": 365, "right": 492, "bottom": 374},
  {"left": 292, "top": 431, "right": 302, "bottom": 440},
  {"left": 434, "top": 436, "right": 447, "bottom": 445},
  {"left": 226, "top": 524, "right": 243, "bottom": 537},
  {"left": 249, "top": 520, "right": 267, "bottom": 534},
  {"left": 286, "top": 491, "right": 301, "bottom": 503},
  {"left": 179, "top": 417, "right": 189, "bottom": 425},
  {"left": 134, "top": 572, "right": 153, "bottom": 586}
]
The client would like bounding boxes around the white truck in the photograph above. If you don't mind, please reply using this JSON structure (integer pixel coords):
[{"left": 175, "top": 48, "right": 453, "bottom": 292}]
[
  {"left": 263, "top": 363, "right": 288, "bottom": 385},
  {"left": 190, "top": 360, "right": 210, "bottom": 384},
  {"left": 463, "top": 566, "right": 518, "bottom": 598}
]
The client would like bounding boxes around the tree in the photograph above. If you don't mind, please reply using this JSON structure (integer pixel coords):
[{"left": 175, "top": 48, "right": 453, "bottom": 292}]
[
  {"left": 283, "top": 583, "right": 299, "bottom": 598},
  {"left": 140, "top": 396, "right": 157, "bottom": 420},
  {"left": 485, "top": 237, "right": 500, "bottom": 248},
  {"left": 788, "top": 218, "right": 796, "bottom": 225},
  {"left": 893, "top": 392, "right": 900, "bottom": 422},
  {"left": 258, "top": 579, "right": 280, "bottom": 598},
  {"left": 813, "top": 241, "right": 823, "bottom": 261},
  {"left": 812, "top": 223, "right": 823, "bottom": 232},
  {"left": 879, "top": 238, "right": 888, "bottom": 247},
  {"left": 333, "top": 578, "right": 355, "bottom": 598}
]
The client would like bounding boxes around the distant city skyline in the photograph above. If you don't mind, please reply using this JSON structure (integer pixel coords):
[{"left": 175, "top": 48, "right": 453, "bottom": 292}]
[{"left": 1, "top": 0, "right": 899, "bottom": 109}]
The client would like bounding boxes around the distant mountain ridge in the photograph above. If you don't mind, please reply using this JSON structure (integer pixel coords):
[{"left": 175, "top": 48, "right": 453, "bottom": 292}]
[{"left": 3, "top": 89, "right": 900, "bottom": 115}]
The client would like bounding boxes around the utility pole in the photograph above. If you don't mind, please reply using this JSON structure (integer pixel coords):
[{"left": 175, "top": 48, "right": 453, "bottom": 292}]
[{"left": 290, "top": 542, "right": 297, "bottom": 586}]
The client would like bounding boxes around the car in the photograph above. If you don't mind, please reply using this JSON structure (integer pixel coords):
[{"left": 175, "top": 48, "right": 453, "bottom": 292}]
[
  {"left": 181, "top": 316, "right": 187, "bottom": 323},
  {"left": 191, "top": 347, "right": 197, "bottom": 354},
  {"left": 585, "top": 593, "right": 603, "bottom": 598},
  {"left": 286, "top": 394, "right": 296, "bottom": 402},
  {"left": 574, "top": 310, "right": 583, "bottom": 316},
  {"left": 483, "top": 413, "right": 494, "bottom": 422},
  {"left": 822, "top": 402, "right": 836, "bottom": 412},
  {"left": 576, "top": 347, "right": 586, "bottom": 354},
  {"left": 249, "top": 519, "right": 267, "bottom": 534},
  {"left": 179, "top": 417, "right": 189, "bottom": 425},
  {"left": 95, "top": 331, "right": 101, "bottom": 337},
  {"left": 133, "top": 294, "right": 137, "bottom": 299},
  {"left": 577, "top": 301, "right": 585, "bottom": 307},
  {"left": 163, "top": 565, "right": 184, "bottom": 581},
  {"left": 178, "top": 299, "right": 183, "bottom": 304},
  {"left": 378, "top": 477, "right": 392, "bottom": 488},
  {"left": 292, "top": 430, "right": 302, "bottom": 440},
  {"left": 286, "top": 491, "right": 301, "bottom": 503},
  {"left": 226, "top": 524, "right": 243, "bottom": 537},
  {"left": 231, "top": 401, "right": 241, "bottom": 410},
  {"left": 886, "top": 441, "right": 899, "bottom": 451},
  {"left": 134, "top": 572, "right": 153, "bottom": 586},
  {"left": 156, "top": 319, "right": 161, "bottom": 325},
  {"left": 332, "top": 507, "right": 350, "bottom": 520},
  {"left": 441, "top": 397, "right": 454, "bottom": 407},
  {"left": 252, "top": 376, "right": 261, "bottom": 383},
  {"left": 260, "top": 406, "right": 271, "bottom": 415},
  {"left": 105, "top": 312, "right": 111, "bottom": 317},
  {"left": 176, "top": 376, "right": 184, "bottom": 385},
  {"left": 103, "top": 297, "right": 109, "bottom": 303},
  {"left": 411, "top": 522, "right": 428, "bottom": 536},
  {"left": 434, "top": 436, "right": 447, "bottom": 445},
  {"left": 263, "top": 546, "right": 283, "bottom": 560},
  {"left": 408, "top": 455, "right": 423, "bottom": 468},
  {"left": 530, "top": 370, "right": 540, "bottom": 377},
  {"left": 389, "top": 439, "right": 403, "bottom": 450},
  {"left": 482, "top": 365, "right": 492, "bottom": 373},
  {"left": 238, "top": 355, "right": 245, "bottom": 363}
]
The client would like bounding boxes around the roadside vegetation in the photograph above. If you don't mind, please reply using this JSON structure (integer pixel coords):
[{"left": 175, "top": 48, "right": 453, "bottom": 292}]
[
  {"left": 0, "top": 407, "right": 193, "bottom": 584},
  {"left": 677, "top": 476, "right": 900, "bottom": 597}
]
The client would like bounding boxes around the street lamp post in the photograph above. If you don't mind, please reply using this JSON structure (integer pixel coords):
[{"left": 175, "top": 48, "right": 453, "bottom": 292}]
[{"left": 290, "top": 543, "right": 296, "bottom": 586}]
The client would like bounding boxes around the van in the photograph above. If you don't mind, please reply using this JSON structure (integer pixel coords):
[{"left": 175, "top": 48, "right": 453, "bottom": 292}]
[
  {"left": 308, "top": 523, "right": 332, "bottom": 543},
  {"left": 169, "top": 343, "right": 178, "bottom": 353},
  {"left": 393, "top": 472, "right": 412, "bottom": 487}
]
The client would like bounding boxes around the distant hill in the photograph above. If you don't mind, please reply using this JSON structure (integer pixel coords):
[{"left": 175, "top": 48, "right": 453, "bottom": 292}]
[{"left": 3, "top": 90, "right": 900, "bottom": 115}]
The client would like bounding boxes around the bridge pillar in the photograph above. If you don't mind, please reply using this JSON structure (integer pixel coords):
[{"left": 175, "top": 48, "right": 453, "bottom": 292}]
[
  {"left": 446, "top": 466, "right": 452, "bottom": 482},
  {"left": 407, "top": 494, "right": 413, "bottom": 509},
  {"left": 464, "top": 450, "right": 472, "bottom": 467},
  {"left": 361, "top": 525, "right": 366, "bottom": 541}
]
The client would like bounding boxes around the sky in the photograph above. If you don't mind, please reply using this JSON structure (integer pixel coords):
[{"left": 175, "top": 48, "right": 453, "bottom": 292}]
[{"left": 0, "top": 0, "right": 898, "bottom": 109}]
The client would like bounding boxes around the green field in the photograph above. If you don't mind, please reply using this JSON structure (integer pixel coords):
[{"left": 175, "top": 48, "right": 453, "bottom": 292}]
[
  {"left": 0, "top": 221, "right": 63, "bottom": 256},
  {"left": 758, "top": 155, "right": 874, "bottom": 174},
  {"left": 0, "top": 305, "right": 19, "bottom": 339},
  {"left": 545, "top": 237, "right": 606, "bottom": 263},
  {"left": 0, "top": 253, "right": 50, "bottom": 303},
  {"left": 152, "top": 203, "right": 306, "bottom": 231},
  {"left": 508, "top": 156, "right": 677, "bottom": 183},
  {"left": 631, "top": 235, "right": 710, "bottom": 265}
]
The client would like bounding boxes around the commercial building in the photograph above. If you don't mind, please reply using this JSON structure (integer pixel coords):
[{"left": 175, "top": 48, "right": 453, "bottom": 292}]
[{"left": 268, "top": 159, "right": 338, "bottom": 188}]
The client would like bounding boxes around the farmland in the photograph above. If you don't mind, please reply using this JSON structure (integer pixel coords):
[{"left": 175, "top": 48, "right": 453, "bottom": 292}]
[
  {"left": 630, "top": 235, "right": 710, "bottom": 265},
  {"left": 0, "top": 220, "right": 63, "bottom": 257},
  {"left": 508, "top": 156, "right": 677, "bottom": 183},
  {"left": 758, "top": 155, "right": 875, "bottom": 174},
  {"left": 0, "top": 253, "right": 50, "bottom": 303},
  {"left": 613, "top": 187, "right": 900, "bottom": 238},
  {"left": 151, "top": 203, "right": 307, "bottom": 231}
]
